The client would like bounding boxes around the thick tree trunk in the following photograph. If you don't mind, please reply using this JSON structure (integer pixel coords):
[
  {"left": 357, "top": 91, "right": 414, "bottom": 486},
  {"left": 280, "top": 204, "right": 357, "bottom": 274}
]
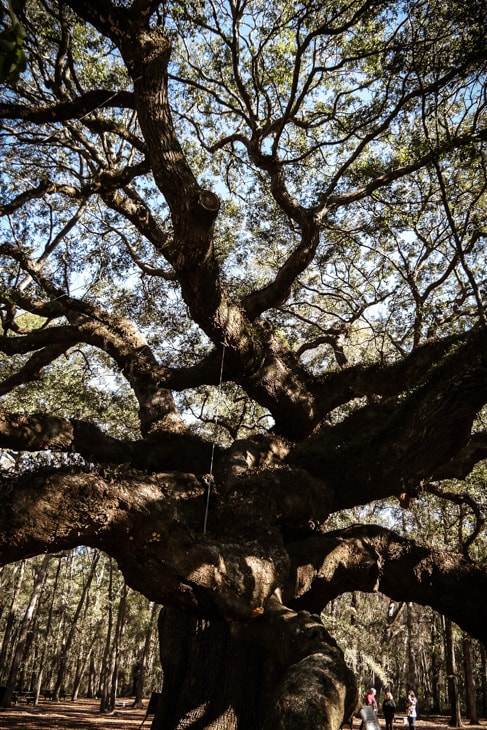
[{"left": 151, "top": 600, "right": 358, "bottom": 730}]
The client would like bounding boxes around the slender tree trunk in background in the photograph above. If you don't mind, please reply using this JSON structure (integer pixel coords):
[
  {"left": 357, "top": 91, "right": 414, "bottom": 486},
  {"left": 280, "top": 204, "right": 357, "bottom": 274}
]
[
  {"left": 72, "top": 636, "right": 98, "bottom": 700},
  {"left": 87, "top": 653, "right": 97, "bottom": 699},
  {"left": 50, "top": 596, "right": 67, "bottom": 694},
  {"left": 349, "top": 593, "right": 359, "bottom": 676},
  {"left": 443, "top": 616, "right": 462, "bottom": 727},
  {"left": 16, "top": 604, "right": 40, "bottom": 694},
  {"left": 99, "top": 561, "right": 115, "bottom": 713},
  {"left": 34, "top": 556, "right": 62, "bottom": 704},
  {"left": 72, "top": 646, "right": 89, "bottom": 700},
  {"left": 385, "top": 600, "right": 404, "bottom": 698},
  {"left": 53, "top": 551, "right": 99, "bottom": 701},
  {"left": 420, "top": 648, "right": 432, "bottom": 699},
  {"left": 406, "top": 603, "right": 417, "bottom": 692},
  {"left": 107, "top": 582, "right": 129, "bottom": 712},
  {"left": 429, "top": 614, "right": 441, "bottom": 714},
  {"left": 133, "top": 601, "right": 158, "bottom": 709},
  {"left": 0, "top": 561, "right": 25, "bottom": 686},
  {"left": 462, "top": 634, "right": 478, "bottom": 724},
  {"left": 2, "top": 554, "right": 50, "bottom": 707}
]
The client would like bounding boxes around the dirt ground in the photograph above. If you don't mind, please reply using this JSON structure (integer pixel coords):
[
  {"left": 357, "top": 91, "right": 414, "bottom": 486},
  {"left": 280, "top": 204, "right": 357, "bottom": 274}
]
[
  {"left": 0, "top": 699, "right": 485, "bottom": 730},
  {"left": 0, "top": 697, "right": 147, "bottom": 729}
]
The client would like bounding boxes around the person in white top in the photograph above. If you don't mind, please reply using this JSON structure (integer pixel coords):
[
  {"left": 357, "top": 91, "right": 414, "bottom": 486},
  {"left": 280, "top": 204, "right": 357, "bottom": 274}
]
[{"left": 406, "top": 690, "right": 417, "bottom": 730}]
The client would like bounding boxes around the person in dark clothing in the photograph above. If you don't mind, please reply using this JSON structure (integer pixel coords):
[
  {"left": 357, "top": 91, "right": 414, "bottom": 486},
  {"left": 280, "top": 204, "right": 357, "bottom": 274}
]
[{"left": 382, "top": 691, "right": 396, "bottom": 730}]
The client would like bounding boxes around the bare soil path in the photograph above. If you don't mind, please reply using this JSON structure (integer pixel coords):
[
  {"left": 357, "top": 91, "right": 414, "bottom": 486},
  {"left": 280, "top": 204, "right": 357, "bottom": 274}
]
[{"left": 0, "top": 700, "right": 485, "bottom": 730}]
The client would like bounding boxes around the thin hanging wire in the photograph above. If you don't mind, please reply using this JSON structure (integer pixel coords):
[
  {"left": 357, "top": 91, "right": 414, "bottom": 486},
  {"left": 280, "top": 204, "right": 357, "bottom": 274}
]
[{"left": 203, "top": 345, "right": 226, "bottom": 534}]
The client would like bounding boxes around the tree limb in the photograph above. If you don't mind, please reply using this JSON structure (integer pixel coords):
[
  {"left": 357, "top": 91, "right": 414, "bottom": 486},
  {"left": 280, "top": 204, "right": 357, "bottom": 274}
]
[
  {"left": 0, "top": 468, "right": 484, "bottom": 646},
  {"left": 0, "top": 89, "right": 134, "bottom": 123},
  {"left": 0, "top": 411, "right": 219, "bottom": 473},
  {"left": 287, "top": 524, "right": 487, "bottom": 646}
]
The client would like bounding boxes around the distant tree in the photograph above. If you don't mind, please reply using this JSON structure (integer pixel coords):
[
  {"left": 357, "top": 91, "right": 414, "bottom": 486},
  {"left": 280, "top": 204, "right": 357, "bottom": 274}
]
[
  {"left": 443, "top": 617, "right": 463, "bottom": 728},
  {"left": 132, "top": 601, "right": 158, "bottom": 710},
  {"left": 463, "top": 633, "right": 478, "bottom": 725},
  {"left": 52, "top": 551, "right": 99, "bottom": 700},
  {"left": 34, "top": 555, "right": 62, "bottom": 703},
  {"left": 2, "top": 555, "right": 49, "bottom": 706},
  {"left": 0, "top": 561, "right": 25, "bottom": 681}
]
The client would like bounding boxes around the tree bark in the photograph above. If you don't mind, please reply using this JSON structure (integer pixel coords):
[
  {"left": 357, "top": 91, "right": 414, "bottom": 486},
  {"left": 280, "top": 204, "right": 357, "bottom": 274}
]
[
  {"left": 2, "top": 554, "right": 50, "bottom": 707},
  {"left": 107, "top": 581, "right": 129, "bottom": 712},
  {"left": 53, "top": 551, "right": 99, "bottom": 700},
  {"left": 462, "top": 634, "right": 478, "bottom": 724},
  {"left": 34, "top": 556, "right": 62, "bottom": 704},
  {"left": 99, "top": 559, "right": 115, "bottom": 713},
  {"left": 0, "top": 560, "right": 25, "bottom": 685},
  {"left": 0, "top": 469, "right": 486, "bottom": 646},
  {"left": 133, "top": 601, "right": 158, "bottom": 709},
  {"left": 406, "top": 604, "right": 418, "bottom": 693},
  {"left": 443, "top": 616, "right": 462, "bottom": 727},
  {"left": 151, "top": 600, "right": 358, "bottom": 730}
]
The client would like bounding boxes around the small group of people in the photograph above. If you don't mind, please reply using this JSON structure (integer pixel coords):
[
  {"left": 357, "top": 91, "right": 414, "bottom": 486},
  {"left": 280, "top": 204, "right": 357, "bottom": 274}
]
[{"left": 360, "top": 688, "right": 417, "bottom": 730}]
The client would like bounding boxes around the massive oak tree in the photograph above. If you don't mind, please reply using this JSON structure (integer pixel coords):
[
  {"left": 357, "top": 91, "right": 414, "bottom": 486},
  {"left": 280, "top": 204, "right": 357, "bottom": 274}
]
[{"left": 1, "top": 0, "right": 486, "bottom": 727}]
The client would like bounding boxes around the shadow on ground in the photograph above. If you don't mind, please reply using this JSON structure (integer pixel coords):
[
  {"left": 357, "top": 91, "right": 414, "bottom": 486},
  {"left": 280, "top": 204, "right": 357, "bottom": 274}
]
[
  {"left": 0, "top": 700, "right": 485, "bottom": 730},
  {"left": 0, "top": 697, "right": 148, "bottom": 729}
]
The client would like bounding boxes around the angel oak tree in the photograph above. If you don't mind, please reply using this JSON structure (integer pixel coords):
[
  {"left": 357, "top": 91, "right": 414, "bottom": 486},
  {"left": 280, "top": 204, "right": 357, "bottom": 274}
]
[{"left": 1, "top": 0, "right": 487, "bottom": 727}]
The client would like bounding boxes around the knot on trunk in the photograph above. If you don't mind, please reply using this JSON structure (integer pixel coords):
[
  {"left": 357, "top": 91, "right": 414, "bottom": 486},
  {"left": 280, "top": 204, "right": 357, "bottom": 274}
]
[{"left": 196, "top": 189, "right": 220, "bottom": 218}]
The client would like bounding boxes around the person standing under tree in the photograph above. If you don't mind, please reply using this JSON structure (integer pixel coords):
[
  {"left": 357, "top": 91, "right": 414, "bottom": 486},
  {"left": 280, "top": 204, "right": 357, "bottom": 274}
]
[
  {"left": 382, "top": 691, "right": 396, "bottom": 730},
  {"left": 359, "top": 688, "right": 378, "bottom": 730},
  {"left": 406, "top": 691, "right": 417, "bottom": 730}
]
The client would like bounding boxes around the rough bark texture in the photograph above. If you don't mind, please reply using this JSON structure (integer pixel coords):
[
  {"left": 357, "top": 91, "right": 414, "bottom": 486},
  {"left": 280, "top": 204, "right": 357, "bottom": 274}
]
[{"left": 151, "top": 603, "right": 358, "bottom": 730}]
